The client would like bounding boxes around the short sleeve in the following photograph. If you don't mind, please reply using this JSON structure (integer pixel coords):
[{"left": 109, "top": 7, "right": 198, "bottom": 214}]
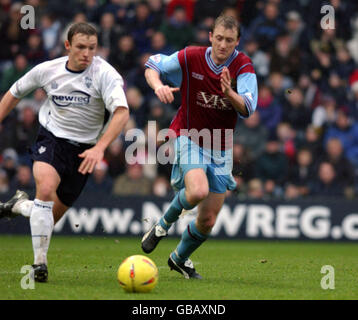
[
  {"left": 236, "top": 72, "right": 258, "bottom": 118},
  {"left": 145, "top": 52, "right": 182, "bottom": 87},
  {"left": 9, "top": 63, "right": 43, "bottom": 98},
  {"left": 100, "top": 68, "right": 128, "bottom": 113}
]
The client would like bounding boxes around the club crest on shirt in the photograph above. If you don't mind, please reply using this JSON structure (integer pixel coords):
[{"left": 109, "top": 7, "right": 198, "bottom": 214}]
[
  {"left": 51, "top": 81, "right": 58, "bottom": 89},
  {"left": 152, "top": 54, "right": 161, "bottom": 63},
  {"left": 84, "top": 76, "right": 92, "bottom": 89}
]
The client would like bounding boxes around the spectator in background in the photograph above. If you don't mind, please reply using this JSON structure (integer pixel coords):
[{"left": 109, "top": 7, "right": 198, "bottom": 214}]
[
  {"left": 126, "top": 87, "right": 148, "bottom": 129},
  {"left": 267, "top": 71, "right": 289, "bottom": 104},
  {"left": 148, "top": 0, "right": 166, "bottom": 30},
  {"left": 97, "top": 12, "right": 121, "bottom": 60},
  {"left": 104, "top": 137, "right": 126, "bottom": 178},
  {"left": 112, "top": 162, "right": 152, "bottom": 196},
  {"left": 243, "top": 37, "right": 269, "bottom": 80},
  {"left": 282, "top": 87, "right": 312, "bottom": 135},
  {"left": 1, "top": 148, "right": 18, "bottom": 182},
  {"left": 246, "top": 178, "right": 265, "bottom": 200},
  {"left": 285, "top": 11, "right": 305, "bottom": 50},
  {"left": 126, "top": 1, "right": 155, "bottom": 54},
  {"left": 24, "top": 31, "right": 48, "bottom": 65},
  {"left": 310, "top": 162, "right": 344, "bottom": 198},
  {"left": 0, "top": 168, "right": 9, "bottom": 194},
  {"left": 256, "top": 84, "right": 282, "bottom": 135},
  {"left": 334, "top": 46, "right": 356, "bottom": 81},
  {"left": 147, "top": 97, "right": 174, "bottom": 130},
  {"left": 236, "top": 111, "right": 268, "bottom": 160},
  {"left": 246, "top": 1, "right": 284, "bottom": 52},
  {"left": 299, "top": 125, "right": 324, "bottom": 163},
  {"left": 311, "top": 95, "right": 337, "bottom": 132},
  {"left": 270, "top": 32, "right": 301, "bottom": 82},
  {"left": 40, "top": 13, "right": 62, "bottom": 59},
  {"left": 101, "top": 0, "right": 128, "bottom": 25},
  {"left": 297, "top": 73, "right": 321, "bottom": 109},
  {"left": 152, "top": 175, "right": 172, "bottom": 198},
  {"left": 109, "top": 34, "right": 138, "bottom": 77},
  {"left": 149, "top": 31, "right": 174, "bottom": 55},
  {"left": 160, "top": 5, "right": 194, "bottom": 51},
  {"left": 319, "top": 137, "right": 355, "bottom": 197},
  {"left": 0, "top": 2, "right": 28, "bottom": 63},
  {"left": 84, "top": 160, "right": 113, "bottom": 194},
  {"left": 9, "top": 164, "right": 35, "bottom": 194},
  {"left": 347, "top": 13, "right": 358, "bottom": 64},
  {"left": 0, "top": 54, "right": 32, "bottom": 94},
  {"left": 276, "top": 122, "right": 297, "bottom": 163},
  {"left": 348, "top": 72, "right": 358, "bottom": 121},
  {"left": 324, "top": 108, "right": 358, "bottom": 168},
  {"left": 14, "top": 106, "right": 39, "bottom": 164},
  {"left": 255, "top": 133, "right": 288, "bottom": 197},
  {"left": 126, "top": 53, "right": 154, "bottom": 98},
  {"left": 0, "top": 0, "right": 11, "bottom": 25},
  {"left": 80, "top": 0, "right": 101, "bottom": 23},
  {"left": 286, "top": 147, "right": 315, "bottom": 197},
  {"left": 232, "top": 142, "right": 255, "bottom": 184}
]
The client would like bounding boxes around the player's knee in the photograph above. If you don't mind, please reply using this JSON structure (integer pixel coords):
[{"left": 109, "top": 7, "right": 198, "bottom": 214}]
[
  {"left": 36, "top": 185, "right": 56, "bottom": 201},
  {"left": 187, "top": 186, "right": 209, "bottom": 204}
]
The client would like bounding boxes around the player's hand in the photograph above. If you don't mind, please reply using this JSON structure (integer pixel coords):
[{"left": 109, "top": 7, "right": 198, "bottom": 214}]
[
  {"left": 78, "top": 146, "right": 104, "bottom": 175},
  {"left": 154, "top": 85, "right": 179, "bottom": 104},
  {"left": 220, "top": 67, "right": 233, "bottom": 96}
]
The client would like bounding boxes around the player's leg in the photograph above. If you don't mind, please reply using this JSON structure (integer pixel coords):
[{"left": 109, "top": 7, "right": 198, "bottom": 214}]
[
  {"left": 168, "top": 192, "right": 225, "bottom": 279},
  {"left": 0, "top": 189, "right": 69, "bottom": 223},
  {"left": 29, "top": 161, "right": 61, "bottom": 282},
  {"left": 141, "top": 168, "right": 209, "bottom": 253},
  {"left": 160, "top": 168, "right": 209, "bottom": 230}
]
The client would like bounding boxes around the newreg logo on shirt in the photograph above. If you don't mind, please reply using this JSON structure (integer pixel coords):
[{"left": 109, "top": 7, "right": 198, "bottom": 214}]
[{"left": 52, "top": 90, "right": 90, "bottom": 107}]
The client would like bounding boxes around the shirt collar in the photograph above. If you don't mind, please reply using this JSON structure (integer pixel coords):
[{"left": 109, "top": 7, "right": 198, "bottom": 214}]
[{"left": 205, "top": 47, "right": 239, "bottom": 75}]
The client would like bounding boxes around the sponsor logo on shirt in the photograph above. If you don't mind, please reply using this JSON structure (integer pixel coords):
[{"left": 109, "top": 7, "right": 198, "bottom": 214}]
[
  {"left": 192, "top": 72, "right": 204, "bottom": 80},
  {"left": 52, "top": 90, "right": 90, "bottom": 107},
  {"left": 196, "top": 91, "right": 232, "bottom": 110}
]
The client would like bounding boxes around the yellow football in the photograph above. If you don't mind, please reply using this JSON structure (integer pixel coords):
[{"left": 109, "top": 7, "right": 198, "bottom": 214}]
[{"left": 117, "top": 255, "right": 158, "bottom": 293}]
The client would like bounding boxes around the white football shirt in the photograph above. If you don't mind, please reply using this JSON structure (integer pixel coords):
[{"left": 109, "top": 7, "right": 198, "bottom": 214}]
[{"left": 10, "top": 56, "right": 128, "bottom": 145}]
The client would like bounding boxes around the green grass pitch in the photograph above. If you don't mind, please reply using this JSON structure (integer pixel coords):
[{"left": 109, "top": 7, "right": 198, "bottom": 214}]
[{"left": 0, "top": 235, "right": 357, "bottom": 300}]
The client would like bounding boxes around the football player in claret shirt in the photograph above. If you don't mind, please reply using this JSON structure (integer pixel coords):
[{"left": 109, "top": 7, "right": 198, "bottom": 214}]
[
  {"left": 141, "top": 14, "right": 258, "bottom": 278},
  {"left": 0, "top": 22, "right": 129, "bottom": 282}
]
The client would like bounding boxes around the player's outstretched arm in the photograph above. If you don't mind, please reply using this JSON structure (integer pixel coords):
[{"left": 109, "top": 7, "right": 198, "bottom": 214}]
[
  {"left": 220, "top": 67, "right": 248, "bottom": 117},
  {"left": 78, "top": 106, "right": 129, "bottom": 175},
  {"left": 145, "top": 68, "right": 179, "bottom": 104},
  {"left": 0, "top": 90, "right": 20, "bottom": 123}
]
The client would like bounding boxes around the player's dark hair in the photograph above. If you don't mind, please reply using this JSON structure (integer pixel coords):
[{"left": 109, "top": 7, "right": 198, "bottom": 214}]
[
  {"left": 67, "top": 22, "right": 98, "bottom": 44},
  {"left": 213, "top": 14, "right": 241, "bottom": 39}
]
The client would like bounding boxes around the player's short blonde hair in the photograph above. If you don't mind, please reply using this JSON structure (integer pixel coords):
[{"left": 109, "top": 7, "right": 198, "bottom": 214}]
[{"left": 213, "top": 14, "right": 241, "bottom": 39}]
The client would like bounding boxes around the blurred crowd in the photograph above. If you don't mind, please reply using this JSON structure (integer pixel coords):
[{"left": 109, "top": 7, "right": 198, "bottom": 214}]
[{"left": 1, "top": 0, "right": 358, "bottom": 201}]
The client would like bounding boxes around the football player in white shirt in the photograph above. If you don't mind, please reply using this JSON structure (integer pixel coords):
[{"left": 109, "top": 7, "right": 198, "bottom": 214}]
[{"left": 0, "top": 22, "right": 129, "bottom": 282}]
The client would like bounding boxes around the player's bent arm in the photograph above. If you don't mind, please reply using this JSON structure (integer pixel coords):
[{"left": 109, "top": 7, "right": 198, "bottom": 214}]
[
  {"left": 225, "top": 89, "right": 248, "bottom": 117},
  {"left": 78, "top": 107, "right": 129, "bottom": 175},
  {"left": 145, "top": 68, "right": 179, "bottom": 104},
  {"left": 0, "top": 90, "right": 21, "bottom": 122},
  {"left": 96, "top": 106, "right": 129, "bottom": 152},
  {"left": 145, "top": 68, "right": 164, "bottom": 92}
]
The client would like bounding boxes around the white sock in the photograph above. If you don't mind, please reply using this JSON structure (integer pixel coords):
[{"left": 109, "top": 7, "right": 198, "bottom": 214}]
[
  {"left": 30, "top": 199, "right": 54, "bottom": 265},
  {"left": 13, "top": 200, "right": 34, "bottom": 218}
]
